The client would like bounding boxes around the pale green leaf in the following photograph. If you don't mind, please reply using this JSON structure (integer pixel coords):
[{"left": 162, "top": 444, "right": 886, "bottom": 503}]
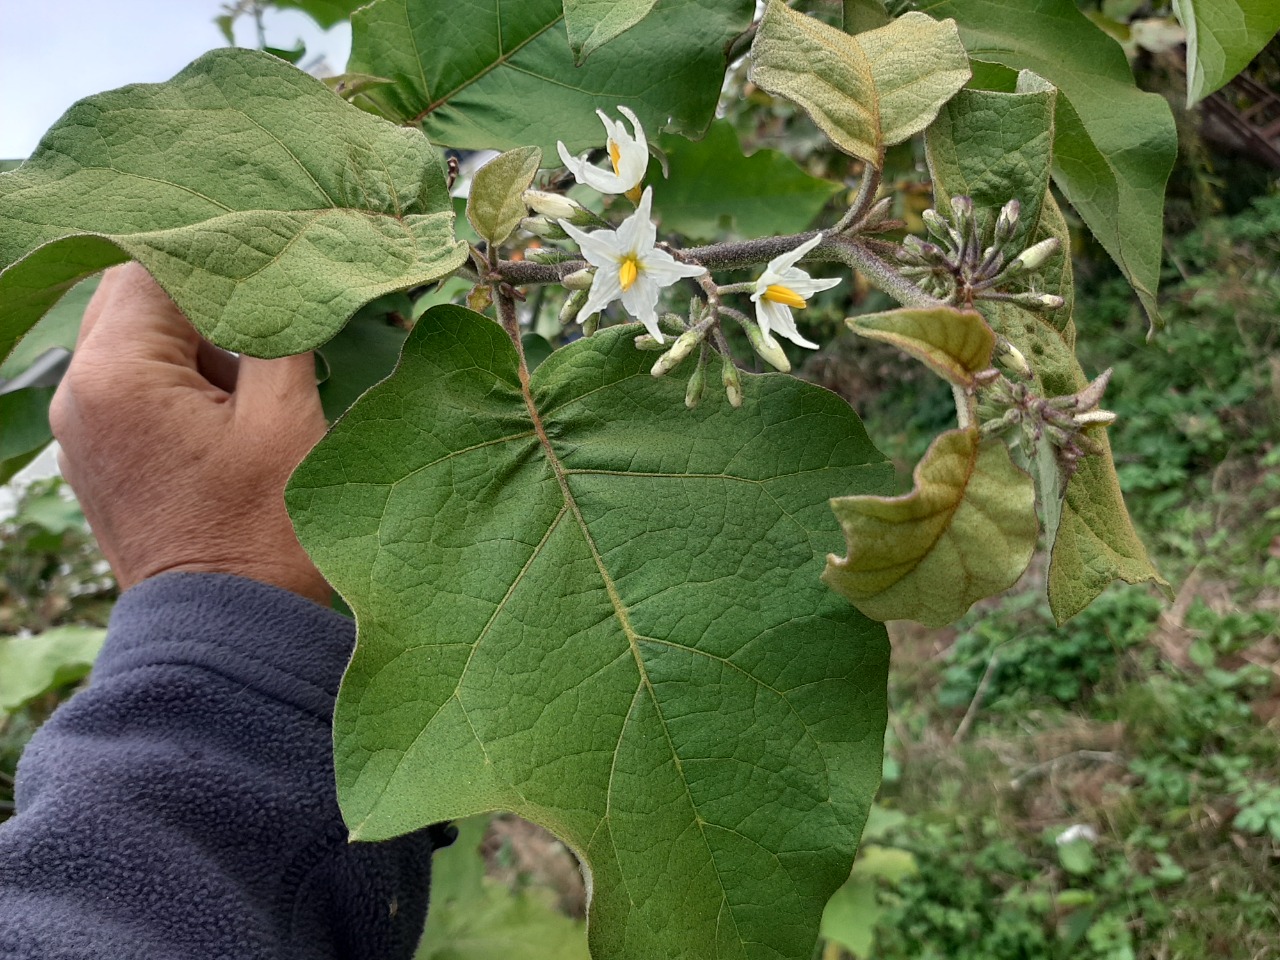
[
  {"left": 649, "top": 120, "right": 842, "bottom": 242},
  {"left": 847, "top": 307, "right": 995, "bottom": 387},
  {"left": 268, "top": 0, "right": 367, "bottom": 28},
  {"left": 564, "top": 0, "right": 660, "bottom": 63},
  {"left": 820, "top": 875, "right": 881, "bottom": 958},
  {"left": 467, "top": 147, "right": 542, "bottom": 248},
  {"left": 980, "top": 302, "right": 1170, "bottom": 622},
  {"left": 0, "top": 47, "right": 466, "bottom": 363},
  {"left": 417, "top": 817, "right": 591, "bottom": 960},
  {"left": 0, "top": 276, "right": 96, "bottom": 381},
  {"left": 287, "top": 305, "right": 893, "bottom": 960},
  {"left": 347, "top": 0, "right": 753, "bottom": 155},
  {"left": 1172, "top": 0, "right": 1280, "bottom": 105},
  {"left": 824, "top": 428, "right": 1039, "bottom": 627},
  {"left": 0, "top": 626, "right": 106, "bottom": 715},
  {"left": 921, "top": 0, "right": 1176, "bottom": 330},
  {"left": 843, "top": 0, "right": 890, "bottom": 33},
  {"left": 749, "top": 3, "right": 970, "bottom": 165}
]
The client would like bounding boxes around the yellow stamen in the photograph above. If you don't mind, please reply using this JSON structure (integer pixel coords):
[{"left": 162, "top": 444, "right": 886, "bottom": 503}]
[
  {"left": 763, "top": 284, "right": 807, "bottom": 309},
  {"left": 608, "top": 140, "right": 623, "bottom": 176},
  {"left": 625, "top": 183, "right": 643, "bottom": 205},
  {"left": 619, "top": 255, "right": 640, "bottom": 291}
]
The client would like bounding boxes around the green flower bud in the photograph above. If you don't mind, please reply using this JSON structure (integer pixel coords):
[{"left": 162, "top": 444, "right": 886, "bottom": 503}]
[
  {"left": 559, "top": 288, "right": 588, "bottom": 328},
  {"left": 523, "top": 189, "right": 582, "bottom": 221},
  {"left": 684, "top": 357, "right": 707, "bottom": 409},
  {"left": 1010, "top": 237, "right": 1060, "bottom": 273},
  {"left": 744, "top": 320, "right": 791, "bottom": 373},
  {"left": 994, "top": 199, "right": 1020, "bottom": 246},
  {"left": 562, "top": 268, "right": 594, "bottom": 291},
  {"left": 651, "top": 329, "right": 703, "bottom": 377},
  {"left": 633, "top": 334, "right": 666, "bottom": 351},
  {"left": 721, "top": 356, "right": 743, "bottom": 409},
  {"left": 521, "top": 215, "right": 569, "bottom": 241}
]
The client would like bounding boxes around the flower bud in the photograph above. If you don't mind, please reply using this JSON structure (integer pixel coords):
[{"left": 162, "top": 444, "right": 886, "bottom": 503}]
[
  {"left": 721, "top": 357, "right": 743, "bottom": 409},
  {"left": 685, "top": 357, "right": 707, "bottom": 409},
  {"left": 861, "top": 196, "right": 894, "bottom": 230},
  {"left": 744, "top": 320, "right": 791, "bottom": 373},
  {"left": 1073, "top": 409, "right": 1117, "bottom": 428},
  {"left": 651, "top": 329, "right": 702, "bottom": 377},
  {"left": 559, "top": 289, "right": 588, "bottom": 328},
  {"left": 633, "top": 334, "right": 666, "bottom": 351},
  {"left": 1010, "top": 237, "right": 1060, "bottom": 273},
  {"left": 524, "top": 189, "right": 582, "bottom": 220},
  {"left": 562, "top": 268, "right": 594, "bottom": 291},
  {"left": 922, "top": 209, "right": 951, "bottom": 242},
  {"left": 994, "top": 199, "right": 1021, "bottom": 246},
  {"left": 1009, "top": 291, "right": 1065, "bottom": 311},
  {"left": 994, "top": 337, "right": 1032, "bottom": 379},
  {"left": 950, "top": 195, "right": 974, "bottom": 222},
  {"left": 522, "top": 216, "right": 569, "bottom": 240}
]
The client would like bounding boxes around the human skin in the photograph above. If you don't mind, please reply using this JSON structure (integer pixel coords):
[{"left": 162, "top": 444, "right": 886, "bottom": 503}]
[{"left": 48, "top": 262, "right": 331, "bottom": 605}]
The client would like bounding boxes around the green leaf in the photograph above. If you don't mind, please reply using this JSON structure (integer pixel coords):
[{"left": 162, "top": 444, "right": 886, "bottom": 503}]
[
  {"left": 0, "top": 276, "right": 96, "bottom": 381},
  {"left": 264, "top": 40, "right": 308, "bottom": 65},
  {"left": 417, "top": 817, "right": 591, "bottom": 960},
  {"left": 820, "top": 875, "right": 881, "bottom": 958},
  {"left": 980, "top": 302, "right": 1170, "bottom": 622},
  {"left": 347, "top": 0, "right": 753, "bottom": 155},
  {"left": 287, "top": 305, "right": 893, "bottom": 960},
  {"left": 467, "top": 147, "right": 543, "bottom": 248},
  {"left": 0, "top": 387, "right": 54, "bottom": 483},
  {"left": 924, "top": 77, "right": 1056, "bottom": 251},
  {"left": 843, "top": 0, "right": 890, "bottom": 34},
  {"left": 649, "top": 120, "right": 842, "bottom": 242},
  {"left": 824, "top": 428, "right": 1039, "bottom": 627},
  {"left": 749, "top": 3, "right": 970, "bottom": 165},
  {"left": 564, "top": 0, "right": 660, "bottom": 63},
  {"left": 847, "top": 307, "right": 995, "bottom": 387},
  {"left": 267, "top": 0, "right": 368, "bottom": 28},
  {"left": 0, "top": 47, "right": 466, "bottom": 364},
  {"left": 316, "top": 293, "right": 412, "bottom": 422},
  {"left": 14, "top": 488, "right": 86, "bottom": 535},
  {"left": 922, "top": 0, "right": 1177, "bottom": 330},
  {"left": 1172, "top": 0, "right": 1280, "bottom": 105},
  {"left": 0, "top": 626, "right": 106, "bottom": 715}
]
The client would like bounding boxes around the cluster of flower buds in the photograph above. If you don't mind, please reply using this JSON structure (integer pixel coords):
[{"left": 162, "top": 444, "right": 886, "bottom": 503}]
[
  {"left": 979, "top": 367, "right": 1117, "bottom": 477},
  {"left": 897, "top": 196, "right": 1065, "bottom": 312}
]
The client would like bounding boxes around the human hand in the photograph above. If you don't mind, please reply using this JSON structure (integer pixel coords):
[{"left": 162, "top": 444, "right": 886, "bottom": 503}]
[{"left": 49, "top": 262, "right": 331, "bottom": 605}]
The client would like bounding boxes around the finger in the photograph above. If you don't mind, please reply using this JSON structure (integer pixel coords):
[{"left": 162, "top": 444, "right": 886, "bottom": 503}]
[
  {"left": 77, "top": 262, "right": 202, "bottom": 370},
  {"left": 234, "top": 352, "right": 325, "bottom": 434}
]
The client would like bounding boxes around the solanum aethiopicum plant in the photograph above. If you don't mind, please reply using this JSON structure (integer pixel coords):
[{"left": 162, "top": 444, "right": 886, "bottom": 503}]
[{"left": 0, "top": 0, "right": 1211, "bottom": 955}]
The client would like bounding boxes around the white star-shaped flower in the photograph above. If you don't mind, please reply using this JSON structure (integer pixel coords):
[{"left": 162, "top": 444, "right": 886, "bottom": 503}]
[
  {"left": 560, "top": 187, "right": 705, "bottom": 342},
  {"left": 556, "top": 106, "right": 648, "bottom": 197},
  {"left": 749, "top": 232, "right": 840, "bottom": 350}
]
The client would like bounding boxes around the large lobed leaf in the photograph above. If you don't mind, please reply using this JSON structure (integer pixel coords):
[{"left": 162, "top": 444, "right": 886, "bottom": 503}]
[
  {"left": 1172, "top": 0, "right": 1280, "bottom": 106},
  {"left": 0, "top": 47, "right": 466, "bottom": 362},
  {"left": 921, "top": 0, "right": 1177, "bottom": 330},
  {"left": 749, "top": 2, "right": 971, "bottom": 166},
  {"left": 287, "top": 306, "right": 894, "bottom": 960},
  {"left": 346, "top": 0, "right": 753, "bottom": 156}
]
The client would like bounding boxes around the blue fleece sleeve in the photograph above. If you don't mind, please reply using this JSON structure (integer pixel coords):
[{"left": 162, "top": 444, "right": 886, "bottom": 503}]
[{"left": 0, "top": 573, "right": 448, "bottom": 960}]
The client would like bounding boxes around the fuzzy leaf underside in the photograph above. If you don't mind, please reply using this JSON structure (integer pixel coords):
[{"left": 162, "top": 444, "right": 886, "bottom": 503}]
[
  {"left": 0, "top": 47, "right": 465, "bottom": 362},
  {"left": 467, "top": 146, "right": 542, "bottom": 247},
  {"left": 922, "top": 0, "right": 1176, "bottom": 330},
  {"left": 287, "top": 306, "right": 894, "bottom": 960},
  {"left": 750, "top": 3, "right": 970, "bottom": 165},
  {"left": 847, "top": 307, "right": 996, "bottom": 387},
  {"left": 824, "top": 428, "right": 1039, "bottom": 627},
  {"left": 347, "top": 0, "right": 753, "bottom": 156}
]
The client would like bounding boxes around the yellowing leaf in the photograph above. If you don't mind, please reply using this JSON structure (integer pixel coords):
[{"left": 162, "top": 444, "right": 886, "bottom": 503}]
[
  {"left": 847, "top": 307, "right": 996, "bottom": 387},
  {"left": 824, "top": 428, "right": 1039, "bottom": 626},
  {"left": 750, "top": 2, "right": 970, "bottom": 165}
]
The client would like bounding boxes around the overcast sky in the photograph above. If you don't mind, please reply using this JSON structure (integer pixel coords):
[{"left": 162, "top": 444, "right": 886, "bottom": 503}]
[{"left": 0, "top": 1, "right": 351, "bottom": 159}]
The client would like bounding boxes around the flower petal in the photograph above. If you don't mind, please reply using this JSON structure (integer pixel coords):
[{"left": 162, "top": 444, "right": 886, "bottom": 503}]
[
  {"left": 766, "top": 231, "right": 824, "bottom": 276},
  {"left": 642, "top": 247, "right": 706, "bottom": 285},
  {"left": 764, "top": 299, "right": 820, "bottom": 350},
  {"left": 582, "top": 264, "right": 624, "bottom": 321},
  {"left": 620, "top": 272, "right": 665, "bottom": 341},
  {"left": 774, "top": 271, "right": 841, "bottom": 298},
  {"left": 614, "top": 186, "right": 657, "bottom": 254},
  {"left": 560, "top": 221, "right": 622, "bottom": 268}
]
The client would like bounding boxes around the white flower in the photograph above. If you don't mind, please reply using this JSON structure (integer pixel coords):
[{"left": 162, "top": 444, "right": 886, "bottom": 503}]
[
  {"left": 559, "top": 187, "right": 704, "bottom": 342},
  {"left": 749, "top": 232, "right": 840, "bottom": 350},
  {"left": 556, "top": 106, "right": 648, "bottom": 197}
]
